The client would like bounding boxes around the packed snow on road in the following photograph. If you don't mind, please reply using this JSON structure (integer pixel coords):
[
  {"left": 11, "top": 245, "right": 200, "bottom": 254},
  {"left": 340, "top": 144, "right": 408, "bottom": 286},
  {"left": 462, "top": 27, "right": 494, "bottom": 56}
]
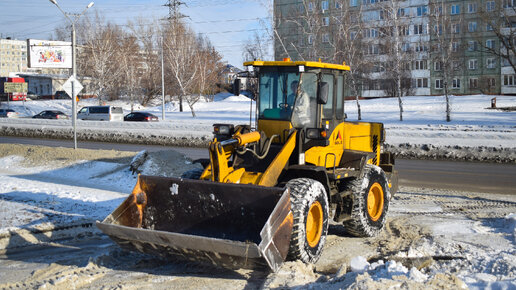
[{"left": 0, "top": 94, "right": 515, "bottom": 289}]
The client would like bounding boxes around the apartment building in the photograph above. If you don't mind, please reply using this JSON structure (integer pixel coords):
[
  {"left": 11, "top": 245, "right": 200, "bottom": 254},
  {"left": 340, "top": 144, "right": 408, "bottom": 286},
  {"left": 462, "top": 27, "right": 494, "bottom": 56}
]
[
  {"left": 274, "top": 0, "right": 516, "bottom": 96},
  {"left": 0, "top": 38, "right": 28, "bottom": 77}
]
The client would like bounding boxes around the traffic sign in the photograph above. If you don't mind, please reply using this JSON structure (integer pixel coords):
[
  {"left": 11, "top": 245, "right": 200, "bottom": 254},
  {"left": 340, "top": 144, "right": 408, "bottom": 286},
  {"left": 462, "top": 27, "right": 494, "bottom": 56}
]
[
  {"left": 62, "top": 76, "right": 83, "bottom": 97},
  {"left": 4, "top": 82, "right": 28, "bottom": 93}
]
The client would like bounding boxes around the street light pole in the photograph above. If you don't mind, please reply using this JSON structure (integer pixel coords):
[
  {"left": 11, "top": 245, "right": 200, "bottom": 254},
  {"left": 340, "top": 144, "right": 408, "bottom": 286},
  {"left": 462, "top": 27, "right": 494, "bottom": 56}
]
[{"left": 49, "top": 0, "right": 94, "bottom": 150}]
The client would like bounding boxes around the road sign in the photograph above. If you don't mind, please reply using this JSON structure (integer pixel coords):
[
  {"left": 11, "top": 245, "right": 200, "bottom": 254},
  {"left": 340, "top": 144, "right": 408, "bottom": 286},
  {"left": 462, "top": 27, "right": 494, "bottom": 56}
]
[
  {"left": 62, "top": 76, "right": 83, "bottom": 97},
  {"left": 4, "top": 82, "right": 28, "bottom": 93}
]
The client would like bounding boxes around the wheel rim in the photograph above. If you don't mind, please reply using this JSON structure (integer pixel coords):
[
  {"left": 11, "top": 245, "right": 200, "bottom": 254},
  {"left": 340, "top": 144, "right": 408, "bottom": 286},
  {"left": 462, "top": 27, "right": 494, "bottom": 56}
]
[
  {"left": 306, "top": 201, "right": 323, "bottom": 248},
  {"left": 367, "top": 182, "right": 384, "bottom": 222}
]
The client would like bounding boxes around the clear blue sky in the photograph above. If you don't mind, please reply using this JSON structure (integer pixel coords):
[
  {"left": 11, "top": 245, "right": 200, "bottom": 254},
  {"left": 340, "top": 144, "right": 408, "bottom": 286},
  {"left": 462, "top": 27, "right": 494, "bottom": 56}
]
[{"left": 0, "top": 0, "right": 270, "bottom": 68}]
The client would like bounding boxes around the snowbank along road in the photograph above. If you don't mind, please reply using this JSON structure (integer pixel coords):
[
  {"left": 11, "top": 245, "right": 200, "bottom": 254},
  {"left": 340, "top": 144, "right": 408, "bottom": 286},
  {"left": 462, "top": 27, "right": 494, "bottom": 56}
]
[
  {"left": 0, "top": 145, "right": 515, "bottom": 289},
  {"left": 1, "top": 94, "right": 515, "bottom": 163}
]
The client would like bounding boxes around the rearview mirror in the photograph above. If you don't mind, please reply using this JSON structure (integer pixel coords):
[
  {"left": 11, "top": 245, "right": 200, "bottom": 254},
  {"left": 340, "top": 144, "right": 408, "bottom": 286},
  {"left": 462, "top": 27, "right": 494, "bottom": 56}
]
[{"left": 317, "top": 82, "right": 329, "bottom": 104}]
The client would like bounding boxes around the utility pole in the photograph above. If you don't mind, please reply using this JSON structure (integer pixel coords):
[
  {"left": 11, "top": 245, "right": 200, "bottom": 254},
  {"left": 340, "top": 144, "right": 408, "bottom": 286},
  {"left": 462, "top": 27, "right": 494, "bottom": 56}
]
[{"left": 162, "top": 0, "right": 187, "bottom": 113}]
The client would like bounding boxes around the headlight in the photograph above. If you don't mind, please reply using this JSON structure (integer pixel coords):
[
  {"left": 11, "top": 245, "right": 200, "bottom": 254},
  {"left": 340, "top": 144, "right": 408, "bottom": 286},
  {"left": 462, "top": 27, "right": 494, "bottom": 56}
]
[
  {"left": 306, "top": 128, "right": 328, "bottom": 140},
  {"left": 213, "top": 124, "right": 234, "bottom": 136}
]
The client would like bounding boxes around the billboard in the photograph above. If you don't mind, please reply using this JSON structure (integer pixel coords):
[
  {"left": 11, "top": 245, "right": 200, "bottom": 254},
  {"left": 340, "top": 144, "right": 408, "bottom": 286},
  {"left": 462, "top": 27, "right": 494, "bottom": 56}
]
[{"left": 28, "top": 39, "right": 72, "bottom": 69}]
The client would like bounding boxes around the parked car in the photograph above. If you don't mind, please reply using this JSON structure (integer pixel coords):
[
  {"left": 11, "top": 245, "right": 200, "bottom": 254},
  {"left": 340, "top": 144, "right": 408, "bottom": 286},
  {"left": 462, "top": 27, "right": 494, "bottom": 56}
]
[
  {"left": 26, "top": 91, "right": 39, "bottom": 100},
  {"left": 0, "top": 108, "right": 20, "bottom": 118},
  {"left": 32, "top": 110, "right": 69, "bottom": 119},
  {"left": 55, "top": 91, "right": 70, "bottom": 99},
  {"left": 77, "top": 106, "right": 124, "bottom": 121},
  {"left": 124, "top": 112, "right": 159, "bottom": 122}
]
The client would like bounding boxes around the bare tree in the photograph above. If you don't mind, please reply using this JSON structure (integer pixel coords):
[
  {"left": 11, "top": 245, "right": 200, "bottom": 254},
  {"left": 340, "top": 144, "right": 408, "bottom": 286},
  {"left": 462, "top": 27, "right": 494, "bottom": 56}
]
[
  {"left": 243, "top": 31, "right": 270, "bottom": 62},
  {"left": 478, "top": 2, "right": 516, "bottom": 73},
  {"left": 381, "top": 0, "right": 416, "bottom": 121},
  {"left": 163, "top": 21, "right": 198, "bottom": 114},
  {"left": 331, "top": 1, "right": 368, "bottom": 120},
  {"left": 128, "top": 18, "right": 162, "bottom": 106},
  {"left": 429, "top": 0, "right": 463, "bottom": 122}
]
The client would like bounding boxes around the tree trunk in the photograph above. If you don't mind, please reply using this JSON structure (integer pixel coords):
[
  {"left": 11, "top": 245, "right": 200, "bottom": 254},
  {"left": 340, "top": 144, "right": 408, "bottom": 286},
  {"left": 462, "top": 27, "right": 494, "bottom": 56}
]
[
  {"left": 444, "top": 85, "right": 451, "bottom": 122},
  {"left": 397, "top": 78, "right": 403, "bottom": 122},
  {"left": 179, "top": 95, "right": 184, "bottom": 112}
]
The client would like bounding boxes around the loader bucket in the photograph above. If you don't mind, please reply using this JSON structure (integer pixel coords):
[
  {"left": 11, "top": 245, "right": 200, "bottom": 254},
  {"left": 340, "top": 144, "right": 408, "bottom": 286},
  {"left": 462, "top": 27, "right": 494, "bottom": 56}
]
[{"left": 96, "top": 175, "right": 293, "bottom": 272}]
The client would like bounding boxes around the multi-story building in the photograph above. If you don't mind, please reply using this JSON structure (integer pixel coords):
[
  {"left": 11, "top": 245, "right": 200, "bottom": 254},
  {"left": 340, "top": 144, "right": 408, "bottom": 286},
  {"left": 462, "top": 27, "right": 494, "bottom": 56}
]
[
  {"left": 0, "top": 38, "right": 28, "bottom": 77},
  {"left": 273, "top": 0, "right": 516, "bottom": 96}
]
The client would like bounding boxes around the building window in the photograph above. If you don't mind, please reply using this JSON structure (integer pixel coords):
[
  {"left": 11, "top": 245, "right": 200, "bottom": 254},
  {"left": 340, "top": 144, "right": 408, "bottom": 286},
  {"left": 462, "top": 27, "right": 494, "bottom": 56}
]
[
  {"left": 402, "top": 43, "right": 411, "bottom": 52},
  {"left": 469, "top": 78, "right": 478, "bottom": 88},
  {"left": 468, "top": 21, "right": 477, "bottom": 32},
  {"left": 366, "top": 28, "right": 378, "bottom": 38},
  {"left": 435, "top": 79, "right": 444, "bottom": 89},
  {"left": 417, "top": 5, "right": 428, "bottom": 16},
  {"left": 350, "top": 31, "right": 357, "bottom": 40},
  {"left": 468, "top": 41, "right": 478, "bottom": 51},
  {"left": 308, "top": 34, "right": 313, "bottom": 44},
  {"left": 414, "top": 24, "right": 425, "bottom": 35},
  {"left": 452, "top": 41, "right": 460, "bottom": 52},
  {"left": 486, "top": 39, "right": 496, "bottom": 49},
  {"left": 336, "top": 1, "right": 343, "bottom": 8},
  {"left": 486, "top": 58, "right": 496, "bottom": 69},
  {"left": 379, "top": 10, "right": 384, "bottom": 20},
  {"left": 451, "top": 4, "right": 460, "bottom": 15},
  {"left": 398, "top": 26, "right": 409, "bottom": 36},
  {"left": 452, "top": 78, "right": 461, "bottom": 88},
  {"left": 488, "top": 78, "right": 496, "bottom": 87},
  {"left": 321, "top": 1, "right": 329, "bottom": 12},
  {"left": 367, "top": 44, "right": 379, "bottom": 55},
  {"left": 469, "top": 59, "right": 478, "bottom": 70},
  {"left": 504, "top": 0, "right": 515, "bottom": 8},
  {"left": 413, "top": 60, "right": 427, "bottom": 70},
  {"left": 468, "top": 3, "right": 477, "bottom": 13},
  {"left": 453, "top": 61, "right": 460, "bottom": 70},
  {"left": 434, "top": 24, "right": 443, "bottom": 35},
  {"left": 504, "top": 75, "right": 515, "bottom": 86},
  {"left": 322, "top": 33, "right": 330, "bottom": 43},
  {"left": 415, "top": 78, "right": 429, "bottom": 88},
  {"left": 397, "top": 8, "right": 406, "bottom": 17},
  {"left": 486, "top": 1, "right": 495, "bottom": 11},
  {"left": 452, "top": 23, "right": 460, "bottom": 34},
  {"left": 415, "top": 43, "right": 428, "bottom": 52},
  {"left": 308, "top": 2, "right": 314, "bottom": 11},
  {"left": 350, "top": 0, "right": 357, "bottom": 7},
  {"left": 323, "top": 17, "right": 330, "bottom": 26},
  {"left": 434, "top": 61, "right": 443, "bottom": 71}
]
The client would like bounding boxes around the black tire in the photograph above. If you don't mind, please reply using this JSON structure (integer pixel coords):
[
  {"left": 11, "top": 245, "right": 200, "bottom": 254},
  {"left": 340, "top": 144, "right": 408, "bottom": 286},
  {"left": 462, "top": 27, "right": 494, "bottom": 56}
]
[
  {"left": 180, "top": 168, "right": 204, "bottom": 179},
  {"left": 286, "top": 178, "right": 329, "bottom": 264},
  {"left": 343, "top": 164, "right": 390, "bottom": 237}
]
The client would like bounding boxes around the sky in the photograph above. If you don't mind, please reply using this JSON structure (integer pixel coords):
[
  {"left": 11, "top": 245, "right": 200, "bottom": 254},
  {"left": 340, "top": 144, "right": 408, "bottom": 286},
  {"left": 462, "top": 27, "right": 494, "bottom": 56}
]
[{"left": 0, "top": 0, "right": 271, "bottom": 69}]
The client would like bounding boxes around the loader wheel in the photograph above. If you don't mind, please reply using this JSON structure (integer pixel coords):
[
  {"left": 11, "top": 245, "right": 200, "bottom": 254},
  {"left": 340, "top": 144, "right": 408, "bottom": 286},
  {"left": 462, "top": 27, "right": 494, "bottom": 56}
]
[
  {"left": 286, "top": 178, "right": 329, "bottom": 264},
  {"left": 343, "top": 164, "right": 390, "bottom": 237},
  {"left": 180, "top": 168, "right": 204, "bottom": 180}
]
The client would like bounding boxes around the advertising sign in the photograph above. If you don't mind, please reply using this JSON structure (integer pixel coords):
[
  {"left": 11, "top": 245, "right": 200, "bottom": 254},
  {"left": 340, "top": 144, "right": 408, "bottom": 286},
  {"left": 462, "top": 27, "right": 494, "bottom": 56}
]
[
  {"left": 4, "top": 82, "right": 28, "bottom": 93},
  {"left": 28, "top": 39, "right": 72, "bottom": 69}
]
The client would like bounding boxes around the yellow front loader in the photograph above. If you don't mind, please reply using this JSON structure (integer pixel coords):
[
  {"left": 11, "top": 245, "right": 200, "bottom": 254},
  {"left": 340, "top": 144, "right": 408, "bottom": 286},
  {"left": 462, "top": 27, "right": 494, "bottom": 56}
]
[{"left": 97, "top": 60, "right": 398, "bottom": 271}]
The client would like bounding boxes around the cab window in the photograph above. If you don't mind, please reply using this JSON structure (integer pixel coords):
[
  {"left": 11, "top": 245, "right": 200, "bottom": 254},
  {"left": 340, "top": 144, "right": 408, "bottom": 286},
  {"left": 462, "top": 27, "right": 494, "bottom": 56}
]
[
  {"left": 336, "top": 75, "right": 344, "bottom": 119},
  {"left": 321, "top": 74, "right": 334, "bottom": 119}
]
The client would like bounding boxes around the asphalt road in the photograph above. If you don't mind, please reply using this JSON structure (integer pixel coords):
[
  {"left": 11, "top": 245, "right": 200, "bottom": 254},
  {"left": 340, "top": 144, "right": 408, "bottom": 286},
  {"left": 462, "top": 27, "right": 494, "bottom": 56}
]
[{"left": 1, "top": 136, "right": 515, "bottom": 195}]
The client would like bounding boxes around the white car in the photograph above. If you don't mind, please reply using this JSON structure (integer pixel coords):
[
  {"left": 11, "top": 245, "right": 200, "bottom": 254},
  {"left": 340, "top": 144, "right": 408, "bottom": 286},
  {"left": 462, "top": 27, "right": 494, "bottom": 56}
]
[
  {"left": 0, "top": 109, "right": 19, "bottom": 118},
  {"left": 77, "top": 106, "right": 124, "bottom": 121}
]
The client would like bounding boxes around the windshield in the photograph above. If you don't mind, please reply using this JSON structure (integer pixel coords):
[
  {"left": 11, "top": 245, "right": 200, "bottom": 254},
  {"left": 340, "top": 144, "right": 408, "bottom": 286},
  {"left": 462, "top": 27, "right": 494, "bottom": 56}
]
[
  {"left": 258, "top": 71, "right": 299, "bottom": 120},
  {"left": 258, "top": 71, "right": 317, "bottom": 128}
]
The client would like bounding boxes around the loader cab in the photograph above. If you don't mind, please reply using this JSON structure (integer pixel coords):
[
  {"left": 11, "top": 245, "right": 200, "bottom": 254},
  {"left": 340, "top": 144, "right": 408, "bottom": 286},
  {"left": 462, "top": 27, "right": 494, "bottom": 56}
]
[{"left": 245, "top": 60, "right": 350, "bottom": 145}]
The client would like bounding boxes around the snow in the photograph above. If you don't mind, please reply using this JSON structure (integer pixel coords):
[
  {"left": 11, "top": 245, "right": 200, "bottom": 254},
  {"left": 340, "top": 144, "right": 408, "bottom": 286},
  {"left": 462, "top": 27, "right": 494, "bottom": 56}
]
[
  {"left": 1, "top": 94, "right": 514, "bottom": 153},
  {"left": 0, "top": 93, "right": 515, "bottom": 287}
]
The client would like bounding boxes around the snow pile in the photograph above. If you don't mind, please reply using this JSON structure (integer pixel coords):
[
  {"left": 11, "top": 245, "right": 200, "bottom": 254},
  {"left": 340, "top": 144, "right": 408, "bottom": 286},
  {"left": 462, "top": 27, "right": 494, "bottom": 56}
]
[{"left": 0, "top": 146, "right": 199, "bottom": 250}]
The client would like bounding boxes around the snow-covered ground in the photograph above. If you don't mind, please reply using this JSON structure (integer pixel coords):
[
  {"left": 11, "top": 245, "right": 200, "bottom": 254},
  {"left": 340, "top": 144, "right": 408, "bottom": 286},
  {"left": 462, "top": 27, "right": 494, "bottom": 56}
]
[
  {"left": 0, "top": 145, "right": 514, "bottom": 289},
  {"left": 0, "top": 94, "right": 515, "bottom": 161}
]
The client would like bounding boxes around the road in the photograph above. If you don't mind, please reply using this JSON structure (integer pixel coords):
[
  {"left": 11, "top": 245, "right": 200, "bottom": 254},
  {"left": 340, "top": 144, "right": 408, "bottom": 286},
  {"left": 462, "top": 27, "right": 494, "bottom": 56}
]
[{"left": 1, "top": 136, "right": 515, "bottom": 195}]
